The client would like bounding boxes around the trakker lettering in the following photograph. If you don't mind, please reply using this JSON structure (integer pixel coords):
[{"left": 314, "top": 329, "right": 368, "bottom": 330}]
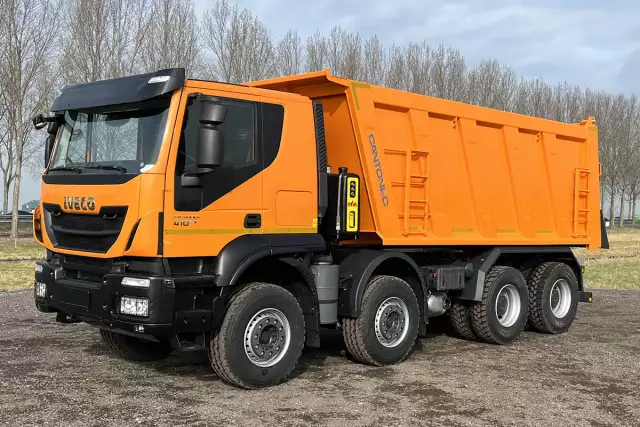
[
  {"left": 63, "top": 196, "right": 96, "bottom": 211},
  {"left": 369, "top": 134, "right": 389, "bottom": 207}
]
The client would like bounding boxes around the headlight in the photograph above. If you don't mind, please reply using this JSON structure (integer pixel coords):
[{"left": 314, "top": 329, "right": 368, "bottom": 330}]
[
  {"left": 121, "top": 277, "right": 151, "bottom": 288},
  {"left": 35, "top": 264, "right": 43, "bottom": 273},
  {"left": 35, "top": 281, "right": 47, "bottom": 298},
  {"left": 119, "top": 297, "right": 149, "bottom": 317}
]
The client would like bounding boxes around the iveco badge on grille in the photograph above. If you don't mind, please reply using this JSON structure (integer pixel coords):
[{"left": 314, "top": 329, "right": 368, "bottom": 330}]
[{"left": 63, "top": 196, "right": 96, "bottom": 211}]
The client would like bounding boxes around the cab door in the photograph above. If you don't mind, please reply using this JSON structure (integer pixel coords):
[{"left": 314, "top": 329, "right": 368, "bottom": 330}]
[{"left": 163, "top": 86, "right": 267, "bottom": 258}]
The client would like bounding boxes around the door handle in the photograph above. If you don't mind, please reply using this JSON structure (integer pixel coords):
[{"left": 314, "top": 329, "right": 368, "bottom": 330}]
[{"left": 244, "top": 213, "right": 262, "bottom": 229}]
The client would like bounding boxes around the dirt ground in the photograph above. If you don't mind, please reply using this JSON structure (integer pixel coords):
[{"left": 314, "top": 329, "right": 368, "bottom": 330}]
[{"left": 0, "top": 289, "right": 639, "bottom": 427}]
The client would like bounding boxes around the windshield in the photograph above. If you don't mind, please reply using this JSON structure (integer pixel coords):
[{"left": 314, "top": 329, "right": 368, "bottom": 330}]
[{"left": 49, "top": 99, "right": 170, "bottom": 174}]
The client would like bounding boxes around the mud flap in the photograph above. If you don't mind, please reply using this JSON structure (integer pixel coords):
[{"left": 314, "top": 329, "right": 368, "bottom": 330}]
[{"left": 579, "top": 291, "right": 593, "bottom": 303}]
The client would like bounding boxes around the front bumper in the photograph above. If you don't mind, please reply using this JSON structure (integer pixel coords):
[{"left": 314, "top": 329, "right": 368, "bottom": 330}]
[{"left": 33, "top": 259, "right": 214, "bottom": 339}]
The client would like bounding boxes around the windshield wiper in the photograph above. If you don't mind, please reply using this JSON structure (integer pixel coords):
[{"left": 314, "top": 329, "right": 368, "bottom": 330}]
[
  {"left": 83, "top": 164, "right": 127, "bottom": 174},
  {"left": 48, "top": 166, "right": 83, "bottom": 174}
]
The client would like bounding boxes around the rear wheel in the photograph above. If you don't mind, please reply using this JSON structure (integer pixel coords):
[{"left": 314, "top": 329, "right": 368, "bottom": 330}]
[
  {"left": 528, "top": 262, "right": 579, "bottom": 334},
  {"left": 449, "top": 301, "right": 477, "bottom": 341},
  {"left": 209, "top": 282, "right": 305, "bottom": 389},
  {"left": 343, "top": 275, "right": 420, "bottom": 366},
  {"left": 470, "top": 266, "right": 529, "bottom": 344},
  {"left": 99, "top": 329, "right": 172, "bottom": 362}
]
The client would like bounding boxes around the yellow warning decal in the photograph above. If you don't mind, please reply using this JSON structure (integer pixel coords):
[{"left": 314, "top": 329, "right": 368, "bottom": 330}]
[{"left": 346, "top": 177, "right": 359, "bottom": 232}]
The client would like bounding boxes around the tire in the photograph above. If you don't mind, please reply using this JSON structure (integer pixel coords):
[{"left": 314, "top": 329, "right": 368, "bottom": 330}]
[
  {"left": 449, "top": 301, "right": 477, "bottom": 341},
  {"left": 343, "top": 275, "right": 420, "bottom": 366},
  {"left": 209, "top": 282, "right": 305, "bottom": 389},
  {"left": 528, "top": 262, "right": 579, "bottom": 334},
  {"left": 99, "top": 329, "right": 172, "bottom": 362},
  {"left": 470, "top": 266, "right": 529, "bottom": 345}
]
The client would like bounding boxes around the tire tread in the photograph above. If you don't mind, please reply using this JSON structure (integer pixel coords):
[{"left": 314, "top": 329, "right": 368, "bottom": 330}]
[
  {"left": 528, "top": 262, "right": 578, "bottom": 334},
  {"left": 528, "top": 262, "right": 555, "bottom": 333},
  {"left": 470, "top": 266, "right": 527, "bottom": 344},
  {"left": 343, "top": 275, "right": 419, "bottom": 366},
  {"left": 209, "top": 282, "right": 305, "bottom": 389},
  {"left": 449, "top": 302, "right": 476, "bottom": 341}
]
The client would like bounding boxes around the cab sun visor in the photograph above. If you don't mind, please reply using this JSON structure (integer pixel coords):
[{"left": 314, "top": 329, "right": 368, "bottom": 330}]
[{"left": 50, "top": 68, "right": 186, "bottom": 112}]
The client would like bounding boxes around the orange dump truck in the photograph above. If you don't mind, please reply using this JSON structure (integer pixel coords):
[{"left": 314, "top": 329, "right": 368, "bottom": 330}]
[{"left": 32, "top": 68, "right": 607, "bottom": 389}]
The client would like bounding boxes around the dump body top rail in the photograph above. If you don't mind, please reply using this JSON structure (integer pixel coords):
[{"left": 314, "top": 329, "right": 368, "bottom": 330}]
[{"left": 252, "top": 70, "right": 602, "bottom": 250}]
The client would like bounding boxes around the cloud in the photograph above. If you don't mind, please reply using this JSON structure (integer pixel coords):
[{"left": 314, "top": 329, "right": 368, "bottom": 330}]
[
  {"left": 195, "top": 0, "right": 640, "bottom": 92},
  {"left": 615, "top": 48, "right": 640, "bottom": 95},
  {"left": 14, "top": 0, "right": 639, "bottom": 205}
]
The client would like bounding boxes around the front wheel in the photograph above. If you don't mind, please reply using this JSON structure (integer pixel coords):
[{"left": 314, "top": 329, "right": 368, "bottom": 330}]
[
  {"left": 99, "top": 329, "right": 172, "bottom": 362},
  {"left": 209, "top": 283, "right": 305, "bottom": 389},
  {"left": 343, "top": 275, "right": 420, "bottom": 366}
]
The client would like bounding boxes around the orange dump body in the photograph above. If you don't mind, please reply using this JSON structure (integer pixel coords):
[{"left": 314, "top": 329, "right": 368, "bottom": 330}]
[{"left": 250, "top": 70, "right": 601, "bottom": 249}]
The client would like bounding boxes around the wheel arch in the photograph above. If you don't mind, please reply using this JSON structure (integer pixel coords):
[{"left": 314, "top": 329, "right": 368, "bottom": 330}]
[
  {"left": 338, "top": 250, "right": 427, "bottom": 333},
  {"left": 227, "top": 255, "right": 322, "bottom": 348},
  {"left": 458, "top": 246, "right": 584, "bottom": 302},
  {"left": 214, "top": 233, "right": 326, "bottom": 288}
]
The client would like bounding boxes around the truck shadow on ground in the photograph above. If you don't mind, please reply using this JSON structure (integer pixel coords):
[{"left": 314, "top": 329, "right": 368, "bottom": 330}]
[
  {"left": 81, "top": 315, "right": 458, "bottom": 386},
  {"left": 88, "top": 317, "right": 456, "bottom": 384}
]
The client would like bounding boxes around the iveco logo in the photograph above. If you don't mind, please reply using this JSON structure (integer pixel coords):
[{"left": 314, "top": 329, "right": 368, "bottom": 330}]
[{"left": 63, "top": 196, "right": 96, "bottom": 211}]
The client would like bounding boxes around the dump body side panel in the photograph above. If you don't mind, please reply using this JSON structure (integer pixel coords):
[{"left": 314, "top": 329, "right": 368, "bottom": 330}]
[{"left": 249, "top": 71, "right": 602, "bottom": 249}]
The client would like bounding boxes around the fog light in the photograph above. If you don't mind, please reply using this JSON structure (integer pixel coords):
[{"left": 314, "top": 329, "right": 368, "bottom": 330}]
[
  {"left": 120, "top": 297, "right": 149, "bottom": 317},
  {"left": 134, "top": 325, "right": 145, "bottom": 333},
  {"left": 35, "top": 264, "right": 43, "bottom": 273},
  {"left": 35, "top": 281, "right": 47, "bottom": 298},
  {"left": 121, "top": 277, "right": 151, "bottom": 288}
]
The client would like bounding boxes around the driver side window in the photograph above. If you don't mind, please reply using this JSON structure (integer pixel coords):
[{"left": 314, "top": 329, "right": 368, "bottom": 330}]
[{"left": 176, "top": 97, "right": 257, "bottom": 176}]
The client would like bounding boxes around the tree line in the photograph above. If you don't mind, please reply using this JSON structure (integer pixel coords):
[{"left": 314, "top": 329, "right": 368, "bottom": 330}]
[{"left": 0, "top": 0, "right": 638, "bottom": 238}]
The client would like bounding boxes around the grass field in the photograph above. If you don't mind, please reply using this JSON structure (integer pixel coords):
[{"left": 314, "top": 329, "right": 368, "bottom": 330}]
[
  {"left": 0, "top": 231, "right": 638, "bottom": 292},
  {"left": 577, "top": 228, "right": 640, "bottom": 290}
]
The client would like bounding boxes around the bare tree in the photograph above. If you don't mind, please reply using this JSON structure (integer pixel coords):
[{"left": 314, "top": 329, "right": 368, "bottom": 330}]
[
  {"left": 384, "top": 44, "right": 407, "bottom": 91},
  {"left": 0, "top": 0, "right": 12, "bottom": 213},
  {"left": 201, "top": 0, "right": 275, "bottom": 83},
  {"left": 362, "top": 35, "right": 385, "bottom": 86},
  {"left": 305, "top": 30, "right": 327, "bottom": 72},
  {"left": 0, "top": 0, "right": 60, "bottom": 238},
  {"left": 405, "top": 42, "right": 431, "bottom": 95},
  {"left": 613, "top": 95, "right": 639, "bottom": 227},
  {"left": 0, "top": 105, "right": 13, "bottom": 213},
  {"left": 275, "top": 30, "right": 303, "bottom": 76},
  {"left": 551, "top": 82, "right": 584, "bottom": 123},
  {"left": 628, "top": 154, "right": 640, "bottom": 225},
  {"left": 466, "top": 59, "right": 516, "bottom": 110},
  {"left": 430, "top": 45, "right": 467, "bottom": 102},
  {"left": 60, "top": 0, "right": 153, "bottom": 85},
  {"left": 340, "top": 31, "right": 363, "bottom": 80},
  {"left": 139, "top": 0, "right": 201, "bottom": 77}
]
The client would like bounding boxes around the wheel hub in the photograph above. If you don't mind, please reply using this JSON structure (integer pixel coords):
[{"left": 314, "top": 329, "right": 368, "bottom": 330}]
[
  {"left": 375, "top": 297, "right": 409, "bottom": 348},
  {"left": 494, "top": 284, "right": 521, "bottom": 328},
  {"left": 244, "top": 308, "right": 290, "bottom": 367},
  {"left": 550, "top": 279, "right": 572, "bottom": 318}
]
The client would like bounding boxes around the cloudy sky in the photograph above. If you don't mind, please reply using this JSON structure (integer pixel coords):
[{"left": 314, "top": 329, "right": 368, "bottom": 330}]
[
  {"left": 14, "top": 0, "right": 640, "bottom": 207},
  {"left": 193, "top": 0, "right": 639, "bottom": 94}
]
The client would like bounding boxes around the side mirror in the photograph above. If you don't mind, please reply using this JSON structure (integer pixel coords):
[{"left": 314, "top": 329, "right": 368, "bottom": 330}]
[
  {"left": 196, "top": 97, "right": 227, "bottom": 169},
  {"left": 32, "top": 114, "right": 47, "bottom": 130}
]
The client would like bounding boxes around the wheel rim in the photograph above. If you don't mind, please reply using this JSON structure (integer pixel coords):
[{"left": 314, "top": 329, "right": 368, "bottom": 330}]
[
  {"left": 244, "top": 308, "right": 291, "bottom": 368},
  {"left": 550, "top": 279, "right": 572, "bottom": 318},
  {"left": 495, "top": 284, "right": 521, "bottom": 328},
  {"left": 374, "top": 297, "right": 410, "bottom": 348}
]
